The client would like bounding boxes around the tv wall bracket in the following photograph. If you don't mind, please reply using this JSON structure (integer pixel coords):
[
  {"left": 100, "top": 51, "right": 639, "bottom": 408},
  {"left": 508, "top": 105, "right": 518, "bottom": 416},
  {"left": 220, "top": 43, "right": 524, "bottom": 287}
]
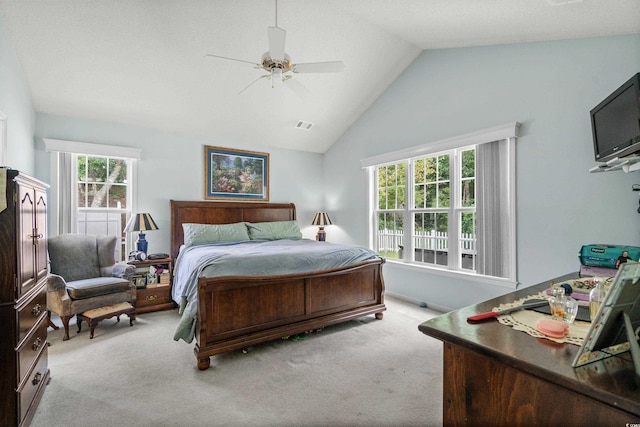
[{"left": 590, "top": 155, "right": 640, "bottom": 173}]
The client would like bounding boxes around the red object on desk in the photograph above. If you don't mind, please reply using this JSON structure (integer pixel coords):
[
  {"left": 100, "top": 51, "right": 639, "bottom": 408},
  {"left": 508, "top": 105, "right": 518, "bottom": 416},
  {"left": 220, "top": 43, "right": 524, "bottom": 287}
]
[{"left": 467, "top": 300, "right": 548, "bottom": 323}]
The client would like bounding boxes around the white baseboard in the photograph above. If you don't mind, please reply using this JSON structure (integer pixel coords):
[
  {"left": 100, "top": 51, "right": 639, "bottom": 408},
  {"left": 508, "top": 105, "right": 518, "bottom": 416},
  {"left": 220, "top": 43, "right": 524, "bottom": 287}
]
[{"left": 385, "top": 291, "right": 452, "bottom": 313}]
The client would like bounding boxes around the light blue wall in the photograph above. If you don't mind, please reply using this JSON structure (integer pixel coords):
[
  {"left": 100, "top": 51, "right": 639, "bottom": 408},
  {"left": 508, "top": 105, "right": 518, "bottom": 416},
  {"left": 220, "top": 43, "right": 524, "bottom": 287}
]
[
  {"left": 5, "top": 0, "right": 640, "bottom": 311},
  {"left": 324, "top": 35, "right": 640, "bottom": 310},
  {"left": 0, "top": 11, "right": 35, "bottom": 173},
  {"left": 34, "top": 113, "right": 325, "bottom": 255}
]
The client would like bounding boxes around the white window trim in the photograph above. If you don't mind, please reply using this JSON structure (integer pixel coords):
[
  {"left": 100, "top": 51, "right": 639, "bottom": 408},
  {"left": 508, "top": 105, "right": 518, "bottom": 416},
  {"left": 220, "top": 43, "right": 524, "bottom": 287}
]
[
  {"left": 360, "top": 122, "right": 519, "bottom": 168},
  {"left": 504, "top": 136, "right": 517, "bottom": 284},
  {"left": 362, "top": 122, "right": 520, "bottom": 289},
  {"left": 391, "top": 259, "right": 518, "bottom": 289},
  {"left": 44, "top": 138, "right": 141, "bottom": 159}
]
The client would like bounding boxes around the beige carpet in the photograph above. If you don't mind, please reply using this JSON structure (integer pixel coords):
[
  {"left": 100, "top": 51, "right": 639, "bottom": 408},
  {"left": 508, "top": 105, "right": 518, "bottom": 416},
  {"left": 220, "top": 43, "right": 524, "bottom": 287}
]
[{"left": 32, "top": 297, "right": 443, "bottom": 427}]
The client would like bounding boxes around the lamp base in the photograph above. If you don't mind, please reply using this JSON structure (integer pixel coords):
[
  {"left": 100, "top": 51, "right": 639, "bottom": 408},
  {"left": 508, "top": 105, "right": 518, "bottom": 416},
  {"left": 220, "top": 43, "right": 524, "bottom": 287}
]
[
  {"left": 136, "top": 232, "right": 148, "bottom": 254},
  {"left": 316, "top": 227, "right": 326, "bottom": 242}
]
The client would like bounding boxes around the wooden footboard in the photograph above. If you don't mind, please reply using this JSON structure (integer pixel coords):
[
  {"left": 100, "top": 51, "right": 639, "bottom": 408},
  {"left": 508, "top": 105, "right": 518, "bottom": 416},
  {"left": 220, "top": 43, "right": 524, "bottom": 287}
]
[
  {"left": 193, "top": 259, "right": 385, "bottom": 370},
  {"left": 170, "top": 200, "right": 386, "bottom": 370}
]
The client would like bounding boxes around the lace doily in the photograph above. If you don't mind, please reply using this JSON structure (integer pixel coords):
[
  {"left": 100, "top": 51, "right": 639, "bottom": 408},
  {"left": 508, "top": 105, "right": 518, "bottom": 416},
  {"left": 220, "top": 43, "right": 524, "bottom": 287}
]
[{"left": 495, "top": 291, "right": 592, "bottom": 346}]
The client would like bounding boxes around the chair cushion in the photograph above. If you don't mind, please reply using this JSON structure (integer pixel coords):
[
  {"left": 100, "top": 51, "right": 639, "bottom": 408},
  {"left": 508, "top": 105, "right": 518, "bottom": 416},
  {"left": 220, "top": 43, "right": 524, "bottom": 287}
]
[{"left": 66, "top": 277, "right": 131, "bottom": 300}]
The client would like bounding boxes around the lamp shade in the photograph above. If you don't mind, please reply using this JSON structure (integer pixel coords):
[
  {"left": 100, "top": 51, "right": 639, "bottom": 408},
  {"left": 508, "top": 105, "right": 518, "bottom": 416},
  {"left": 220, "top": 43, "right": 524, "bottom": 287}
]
[
  {"left": 124, "top": 213, "right": 158, "bottom": 233},
  {"left": 311, "top": 212, "right": 332, "bottom": 226}
]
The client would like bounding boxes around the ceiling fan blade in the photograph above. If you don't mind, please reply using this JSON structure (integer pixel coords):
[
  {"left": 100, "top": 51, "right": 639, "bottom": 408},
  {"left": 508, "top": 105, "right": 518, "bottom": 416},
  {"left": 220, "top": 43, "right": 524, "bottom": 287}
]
[
  {"left": 283, "top": 77, "right": 311, "bottom": 99},
  {"left": 238, "top": 75, "right": 270, "bottom": 95},
  {"left": 267, "top": 26, "right": 286, "bottom": 61},
  {"left": 206, "top": 54, "right": 260, "bottom": 67},
  {"left": 291, "top": 61, "right": 345, "bottom": 73}
]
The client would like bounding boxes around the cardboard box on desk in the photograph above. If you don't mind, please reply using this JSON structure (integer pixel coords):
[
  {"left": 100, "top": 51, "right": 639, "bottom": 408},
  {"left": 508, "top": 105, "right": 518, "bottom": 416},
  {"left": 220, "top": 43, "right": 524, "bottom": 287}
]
[
  {"left": 156, "top": 273, "right": 170, "bottom": 286},
  {"left": 579, "top": 244, "right": 640, "bottom": 269},
  {"left": 579, "top": 264, "right": 618, "bottom": 278}
]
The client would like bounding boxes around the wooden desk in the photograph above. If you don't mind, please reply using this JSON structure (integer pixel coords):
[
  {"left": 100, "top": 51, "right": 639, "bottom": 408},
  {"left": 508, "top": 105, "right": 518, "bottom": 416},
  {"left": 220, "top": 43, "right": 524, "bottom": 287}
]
[{"left": 418, "top": 273, "right": 640, "bottom": 426}]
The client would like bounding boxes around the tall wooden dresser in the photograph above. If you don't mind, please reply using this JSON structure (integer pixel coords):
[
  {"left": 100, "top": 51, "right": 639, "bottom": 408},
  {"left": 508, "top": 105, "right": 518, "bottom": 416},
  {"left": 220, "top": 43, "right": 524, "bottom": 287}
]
[{"left": 0, "top": 169, "right": 50, "bottom": 426}]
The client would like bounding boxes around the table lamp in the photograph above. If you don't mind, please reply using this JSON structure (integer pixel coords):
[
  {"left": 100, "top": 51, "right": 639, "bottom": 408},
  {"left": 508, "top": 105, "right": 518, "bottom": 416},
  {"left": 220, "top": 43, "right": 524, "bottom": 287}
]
[
  {"left": 124, "top": 212, "right": 158, "bottom": 254},
  {"left": 311, "top": 212, "right": 332, "bottom": 241}
]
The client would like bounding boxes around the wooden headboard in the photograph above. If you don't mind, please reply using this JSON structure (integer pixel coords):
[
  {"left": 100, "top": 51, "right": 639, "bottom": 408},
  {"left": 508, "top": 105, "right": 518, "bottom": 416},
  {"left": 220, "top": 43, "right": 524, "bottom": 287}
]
[{"left": 169, "top": 200, "right": 296, "bottom": 259}]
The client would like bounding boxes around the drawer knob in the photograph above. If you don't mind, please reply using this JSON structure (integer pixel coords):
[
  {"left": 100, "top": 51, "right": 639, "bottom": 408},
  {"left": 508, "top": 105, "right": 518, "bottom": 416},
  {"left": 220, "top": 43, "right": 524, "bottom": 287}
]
[
  {"left": 32, "top": 337, "right": 42, "bottom": 351},
  {"left": 31, "top": 303, "right": 42, "bottom": 317},
  {"left": 146, "top": 295, "right": 158, "bottom": 301},
  {"left": 32, "top": 372, "right": 42, "bottom": 386}
]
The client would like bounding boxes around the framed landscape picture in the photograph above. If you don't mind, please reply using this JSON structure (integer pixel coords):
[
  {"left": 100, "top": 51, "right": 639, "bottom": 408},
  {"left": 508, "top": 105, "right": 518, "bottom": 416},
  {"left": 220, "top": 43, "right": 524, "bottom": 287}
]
[{"left": 204, "top": 146, "right": 269, "bottom": 201}]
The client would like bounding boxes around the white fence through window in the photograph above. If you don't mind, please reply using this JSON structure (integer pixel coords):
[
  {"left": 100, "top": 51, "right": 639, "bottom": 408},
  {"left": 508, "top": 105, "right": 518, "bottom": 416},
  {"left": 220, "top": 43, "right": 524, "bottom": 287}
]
[{"left": 378, "top": 229, "right": 476, "bottom": 256}]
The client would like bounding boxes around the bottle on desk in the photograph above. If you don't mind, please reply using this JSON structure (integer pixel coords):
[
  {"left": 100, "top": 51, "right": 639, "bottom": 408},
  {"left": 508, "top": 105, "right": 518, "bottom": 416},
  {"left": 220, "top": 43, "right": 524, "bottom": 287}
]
[{"left": 549, "top": 285, "right": 578, "bottom": 324}]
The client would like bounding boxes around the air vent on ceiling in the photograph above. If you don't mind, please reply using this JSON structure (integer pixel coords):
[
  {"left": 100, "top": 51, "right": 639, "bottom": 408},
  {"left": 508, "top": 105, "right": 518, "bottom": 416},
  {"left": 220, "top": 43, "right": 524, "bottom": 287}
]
[{"left": 295, "top": 120, "right": 313, "bottom": 131}]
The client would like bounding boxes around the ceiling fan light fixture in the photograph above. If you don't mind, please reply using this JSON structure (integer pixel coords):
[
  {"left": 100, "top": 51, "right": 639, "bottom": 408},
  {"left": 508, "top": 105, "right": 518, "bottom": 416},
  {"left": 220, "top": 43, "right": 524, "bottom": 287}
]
[
  {"left": 271, "top": 68, "right": 283, "bottom": 87},
  {"left": 261, "top": 52, "right": 292, "bottom": 73}
]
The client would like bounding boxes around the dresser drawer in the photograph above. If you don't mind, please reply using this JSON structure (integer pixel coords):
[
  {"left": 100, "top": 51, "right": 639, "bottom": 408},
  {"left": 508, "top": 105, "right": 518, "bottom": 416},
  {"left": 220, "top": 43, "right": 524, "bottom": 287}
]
[
  {"left": 18, "top": 284, "right": 47, "bottom": 343},
  {"left": 18, "top": 345, "right": 48, "bottom": 424},
  {"left": 136, "top": 286, "right": 172, "bottom": 308},
  {"left": 18, "top": 317, "right": 48, "bottom": 383}
]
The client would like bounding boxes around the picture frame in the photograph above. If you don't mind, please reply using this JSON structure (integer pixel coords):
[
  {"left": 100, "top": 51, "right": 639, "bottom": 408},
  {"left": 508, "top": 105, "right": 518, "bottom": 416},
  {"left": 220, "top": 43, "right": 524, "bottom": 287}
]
[
  {"left": 134, "top": 275, "right": 146, "bottom": 289},
  {"left": 572, "top": 261, "right": 640, "bottom": 374},
  {"left": 204, "top": 145, "right": 269, "bottom": 201}
]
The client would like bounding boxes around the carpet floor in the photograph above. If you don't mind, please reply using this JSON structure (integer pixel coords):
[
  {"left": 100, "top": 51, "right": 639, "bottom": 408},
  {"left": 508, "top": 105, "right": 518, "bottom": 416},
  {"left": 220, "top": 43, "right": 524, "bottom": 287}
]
[{"left": 31, "top": 297, "right": 443, "bottom": 427}]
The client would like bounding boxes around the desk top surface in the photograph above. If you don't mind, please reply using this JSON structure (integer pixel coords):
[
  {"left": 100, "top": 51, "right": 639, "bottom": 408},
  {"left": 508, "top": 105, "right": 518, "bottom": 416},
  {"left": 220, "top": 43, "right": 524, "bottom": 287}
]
[{"left": 418, "top": 272, "right": 640, "bottom": 416}]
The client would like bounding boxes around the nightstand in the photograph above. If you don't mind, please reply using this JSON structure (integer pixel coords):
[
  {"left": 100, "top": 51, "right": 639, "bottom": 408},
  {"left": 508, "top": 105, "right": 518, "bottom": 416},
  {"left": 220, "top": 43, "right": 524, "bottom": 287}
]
[{"left": 127, "top": 257, "right": 175, "bottom": 314}]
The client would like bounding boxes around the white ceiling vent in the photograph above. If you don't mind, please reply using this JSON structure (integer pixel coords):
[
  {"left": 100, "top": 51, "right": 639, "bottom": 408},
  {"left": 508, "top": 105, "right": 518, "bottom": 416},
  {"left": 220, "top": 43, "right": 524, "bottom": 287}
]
[{"left": 295, "top": 120, "right": 313, "bottom": 131}]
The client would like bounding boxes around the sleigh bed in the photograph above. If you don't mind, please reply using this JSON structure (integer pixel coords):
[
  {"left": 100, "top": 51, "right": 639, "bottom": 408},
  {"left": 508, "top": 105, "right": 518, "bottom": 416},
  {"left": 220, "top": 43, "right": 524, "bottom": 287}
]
[{"left": 170, "top": 200, "right": 386, "bottom": 370}]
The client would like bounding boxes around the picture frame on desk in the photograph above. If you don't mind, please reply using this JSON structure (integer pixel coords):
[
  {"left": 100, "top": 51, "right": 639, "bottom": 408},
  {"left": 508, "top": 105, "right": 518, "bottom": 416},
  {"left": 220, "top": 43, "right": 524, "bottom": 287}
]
[
  {"left": 134, "top": 276, "right": 146, "bottom": 289},
  {"left": 573, "top": 261, "right": 640, "bottom": 371}
]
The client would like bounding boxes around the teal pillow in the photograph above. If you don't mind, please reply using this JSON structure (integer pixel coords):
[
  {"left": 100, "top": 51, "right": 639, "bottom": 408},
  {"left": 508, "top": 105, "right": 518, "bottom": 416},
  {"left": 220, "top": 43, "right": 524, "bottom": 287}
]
[
  {"left": 246, "top": 221, "right": 302, "bottom": 240},
  {"left": 183, "top": 222, "right": 250, "bottom": 247}
]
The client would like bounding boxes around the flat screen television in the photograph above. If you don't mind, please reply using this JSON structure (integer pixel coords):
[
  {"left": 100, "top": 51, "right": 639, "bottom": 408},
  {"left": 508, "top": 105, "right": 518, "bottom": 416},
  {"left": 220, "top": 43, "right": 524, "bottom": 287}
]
[{"left": 591, "top": 72, "right": 640, "bottom": 163}]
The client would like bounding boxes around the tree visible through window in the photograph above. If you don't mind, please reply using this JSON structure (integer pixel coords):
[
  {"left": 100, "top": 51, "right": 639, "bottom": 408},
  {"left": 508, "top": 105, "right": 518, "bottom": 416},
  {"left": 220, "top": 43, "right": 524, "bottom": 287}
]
[
  {"left": 77, "top": 156, "right": 128, "bottom": 209},
  {"left": 76, "top": 155, "right": 131, "bottom": 260},
  {"left": 375, "top": 146, "right": 476, "bottom": 272},
  {"left": 377, "top": 163, "right": 405, "bottom": 259},
  {"left": 365, "top": 123, "right": 518, "bottom": 283}
]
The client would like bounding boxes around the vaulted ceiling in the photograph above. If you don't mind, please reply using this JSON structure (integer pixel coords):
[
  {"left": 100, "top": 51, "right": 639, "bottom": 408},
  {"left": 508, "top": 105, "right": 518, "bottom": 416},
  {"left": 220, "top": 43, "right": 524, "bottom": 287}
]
[{"left": 1, "top": 0, "right": 638, "bottom": 153}]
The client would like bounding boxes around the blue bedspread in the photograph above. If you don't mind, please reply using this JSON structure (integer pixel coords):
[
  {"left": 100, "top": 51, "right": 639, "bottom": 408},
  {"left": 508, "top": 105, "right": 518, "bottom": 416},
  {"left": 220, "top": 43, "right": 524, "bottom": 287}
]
[{"left": 172, "top": 239, "right": 381, "bottom": 343}]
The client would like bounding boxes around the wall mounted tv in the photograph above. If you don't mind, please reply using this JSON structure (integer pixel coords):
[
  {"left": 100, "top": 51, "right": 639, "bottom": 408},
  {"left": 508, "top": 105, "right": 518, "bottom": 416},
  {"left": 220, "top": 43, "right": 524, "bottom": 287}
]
[{"left": 591, "top": 72, "right": 640, "bottom": 163}]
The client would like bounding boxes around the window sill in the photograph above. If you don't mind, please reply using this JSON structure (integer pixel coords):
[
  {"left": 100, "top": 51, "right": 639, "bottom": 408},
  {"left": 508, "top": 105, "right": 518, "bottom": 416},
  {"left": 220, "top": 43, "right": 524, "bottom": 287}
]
[{"left": 384, "top": 258, "right": 518, "bottom": 289}]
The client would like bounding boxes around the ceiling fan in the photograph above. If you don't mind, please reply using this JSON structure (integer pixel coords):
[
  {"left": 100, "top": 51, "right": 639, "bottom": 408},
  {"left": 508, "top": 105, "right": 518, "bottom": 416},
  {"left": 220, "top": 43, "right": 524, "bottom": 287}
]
[{"left": 206, "top": 0, "right": 345, "bottom": 96}]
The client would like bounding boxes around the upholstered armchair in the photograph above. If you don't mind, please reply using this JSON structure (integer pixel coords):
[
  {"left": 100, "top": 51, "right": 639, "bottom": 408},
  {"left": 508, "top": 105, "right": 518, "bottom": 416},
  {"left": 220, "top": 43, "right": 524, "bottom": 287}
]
[{"left": 47, "top": 234, "right": 137, "bottom": 340}]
